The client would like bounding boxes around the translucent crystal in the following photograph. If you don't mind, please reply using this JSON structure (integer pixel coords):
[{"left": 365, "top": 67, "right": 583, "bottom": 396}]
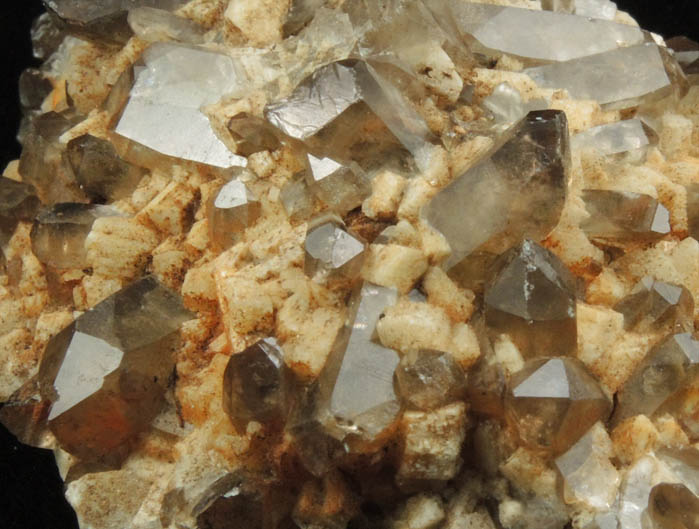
[
  {"left": 30, "top": 203, "right": 125, "bottom": 269},
  {"left": 430, "top": 2, "right": 642, "bottom": 63},
  {"left": 505, "top": 357, "right": 612, "bottom": 454},
  {"left": 227, "top": 113, "right": 281, "bottom": 157},
  {"left": 482, "top": 82, "right": 548, "bottom": 125},
  {"left": 196, "top": 491, "right": 263, "bottom": 529},
  {"left": 611, "top": 333, "right": 699, "bottom": 426},
  {"left": 315, "top": 282, "right": 401, "bottom": 448},
  {"left": 555, "top": 422, "right": 620, "bottom": 510},
  {"left": 304, "top": 214, "right": 366, "bottom": 285},
  {"left": 0, "top": 177, "right": 40, "bottom": 241},
  {"left": 31, "top": 12, "right": 65, "bottom": 60},
  {"left": 114, "top": 42, "right": 249, "bottom": 168},
  {"left": 284, "top": 0, "right": 325, "bottom": 36},
  {"left": 66, "top": 134, "right": 146, "bottom": 202},
  {"left": 305, "top": 153, "right": 371, "bottom": 215},
  {"left": 525, "top": 44, "right": 676, "bottom": 109},
  {"left": 127, "top": 7, "right": 205, "bottom": 44},
  {"left": 688, "top": 183, "right": 699, "bottom": 241},
  {"left": 484, "top": 240, "right": 577, "bottom": 359},
  {"left": 0, "top": 377, "right": 52, "bottom": 448},
  {"left": 581, "top": 190, "right": 671, "bottom": 243},
  {"left": 37, "top": 276, "right": 192, "bottom": 462},
  {"left": 619, "top": 455, "right": 679, "bottom": 529},
  {"left": 645, "top": 483, "right": 699, "bottom": 529},
  {"left": 222, "top": 338, "right": 287, "bottom": 433},
  {"left": 575, "top": 0, "right": 617, "bottom": 20},
  {"left": 572, "top": 119, "right": 650, "bottom": 157},
  {"left": 280, "top": 173, "right": 316, "bottom": 224},
  {"left": 540, "top": 0, "right": 575, "bottom": 14},
  {"left": 18, "top": 69, "right": 53, "bottom": 111},
  {"left": 613, "top": 277, "right": 694, "bottom": 333},
  {"left": 207, "top": 178, "right": 261, "bottom": 252},
  {"left": 667, "top": 36, "right": 699, "bottom": 70},
  {"left": 394, "top": 349, "right": 467, "bottom": 411},
  {"left": 655, "top": 446, "right": 699, "bottom": 497},
  {"left": 583, "top": 512, "right": 620, "bottom": 529},
  {"left": 424, "top": 110, "right": 570, "bottom": 285}
]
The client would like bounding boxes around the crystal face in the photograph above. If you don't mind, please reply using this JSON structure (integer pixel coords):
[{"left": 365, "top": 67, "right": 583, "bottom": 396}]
[
  {"left": 423, "top": 110, "right": 570, "bottom": 283},
  {"left": 0, "top": 177, "right": 40, "bottom": 241},
  {"left": 207, "top": 178, "right": 261, "bottom": 252},
  {"left": 37, "top": 276, "right": 192, "bottom": 462},
  {"left": 484, "top": 240, "right": 578, "bottom": 359},
  {"left": 506, "top": 357, "right": 612, "bottom": 454},
  {"left": 645, "top": 483, "right": 699, "bottom": 529},
  {"left": 305, "top": 153, "right": 370, "bottom": 214},
  {"left": 304, "top": 214, "right": 366, "bottom": 285},
  {"left": 571, "top": 119, "right": 650, "bottom": 157}
]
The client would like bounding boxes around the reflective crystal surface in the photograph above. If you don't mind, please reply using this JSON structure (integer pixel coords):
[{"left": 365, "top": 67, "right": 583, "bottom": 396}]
[
  {"left": 305, "top": 153, "right": 370, "bottom": 214},
  {"left": 394, "top": 349, "right": 466, "bottom": 411},
  {"left": 304, "top": 214, "right": 366, "bottom": 285},
  {"left": 572, "top": 119, "right": 650, "bottom": 157},
  {"left": 645, "top": 483, "right": 699, "bottom": 529},
  {"left": 31, "top": 12, "right": 65, "bottom": 60},
  {"left": 429, "top": 1, "right": 642, "bottom": 63},
  {"left": 0, "top": 177, "right": 40, "bottom": 240},
  {"left": 207, "top": 178, "right": 261, "bottom": 252},
  {"left": 483, "top": 82, "right": 548, "bottom": 125},
  {"left": 114, "top": 42, "right": 249, "bottom": 168},
  {"left": 613, "top": 277, "right": 694, "bottom": 333},
  {"left": 19, "top": 68, "right": 53, "bottom": 111},
  {"left": 280, "top": 173, "right": 316, "bottom": 224},
  {"left": 484, "top": 240, "right": 577, "bottom": 359},
  {"left": 424, "top": 110, "right": 570, "bottom": 284},
  {"left": 31, "top": 203, "right": 124, "bottom": 269},
  {"left": 127, "top": 7, "right": 205, "bottom": 44},
  {"left": 315, "top": 282, "right": 401, "bottom": 448},
  {"left": 506, "top": 357, "right": 612, "bottom": 454},
  {"left": 222, "top": 338, "right": 287, "bottom": 433},
  {"left": 37, "top": 276, "right": 192, "bottom": 462},
  {"left": 581, "top": 190, "right": 671, "bottom": 243},
  {"left": 227, "top": 113, "right": 281, "bottom": 158},
  {"left": 525, "top": 44, "right": 676, "bottom": 109},
  {"left": 66, "top": 134, "right": 146, "bottom": 202},
  {"left": 612, "top": 333, "right": 699, "bottom": 425},
  {"left": 555, "top": 422, "right": 620, "bottom": 510},
  {"left": 655, "top": 446, "right": 699, "bottom": 497}
]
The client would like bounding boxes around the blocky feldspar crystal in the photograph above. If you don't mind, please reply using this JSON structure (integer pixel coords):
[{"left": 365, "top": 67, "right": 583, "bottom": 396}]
[
  {"left": 30, "top": 203, "right": 125, "bottom": 269},
  {"left": 0, "top": 177, "right": 40, "bottom": 239},
  {"left": 613, "top": 277, "right": 694, "bottom": 334},
  {"left": 484, "top": 240, "right": 578, "bottom": 359},
  {"left": 114, "top": 42, "right": 249, "bottom": 169},
  {"left": 37, "top": 276, "right": 192, "bottom": 461},
  {"left": 554, "top": 422, "right": 620, "bottom": 510},
  {"left": 314, "top": 282, "right": 401, "bottom": 448},
  {"left": 506, "top": 357, "right": 612, "bottom": 454},
  {"left": 688, "top": 183, "right": 699, "bottom": 240},
  {"left": 66, "top": 134, "right": 147, "bottom": 202},
  {"left": 207, "top": 178, "right": 261, "bottom": 252},
  {"left": 222, "top": 338, "right": 287, "bottom": 433},
  {"left": 572, "top": 119, "right": 650, "bottom": 157},
  {"left": 525, "top": 44, "right": 677, "bottom": 109},
  {"left": 424, "top": 111, "right": 570, "bottom": 284},
  {"left": 611, "top": 333, "right": 699, "bottom": 426},
  {"left": 393, "top": 349, "right": 467, "bottom": 411},
  {"left": 580, "top": 190, "right": 671, "bottom": 243},
  {"left": 227, "top": 113, "right": 281, "bottom": 158},
  {"left": 304, "top": 215, "right": 366, "bottom": 285},
  {"left": 427, "top": 1, "right": 642, "bottom": 63},
  {"left": 305, "top": 154, "right": 370, "bottom": 215},
  {"left": 645, "top": 483, "right": 699, "bottom": 529}
]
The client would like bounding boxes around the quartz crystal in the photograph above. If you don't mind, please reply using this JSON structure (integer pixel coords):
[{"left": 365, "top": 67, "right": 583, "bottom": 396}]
[
  {"left": 484, "top": 240, "right": 578, "bottom": 359},
  {"left": 222, "top": 338, "right": 287, "bottom": 433},
  {"left": 305, "top": 153, "right": 370, "bottom": 214},
  {"left": 506, "top": 357, "right": 612, "bottom": 454},
  {"left": 31, "top": 203, "right": 124, "bottom": 269},
  {"left": 37, "top": 276, "right": 192, "bottom": 462},
  {"left": 423, "top": 111, "right": 570, "bottom": 283},
  {"left": 612, "top": 333, "right": 699, "bottom": 426},
  {"left": 645, "top": 483, "right": 699, "bottom": 529},
  {"left": 482, "top": 83, "right": 548, "bottom": 125},
  {"left": 114, "top": 42, "right": 249, "bottom": 168},
  {"left": 613, "top": 277, "right": 694, "bottom": 333},
  {"left": 127, "top": 7, "right": 205, "bottom": 44},
  {"left": 314, "top": 282, "right": 401, "bottom": 448},
  {"left": 393, "top": 349, "right": 467, "bottom": 411},
  {"left": 581, "top": 190, "right": 671, "bottom": 243},
  {"left": 688, "top": 183, "right": 699, "bottom": 240},
  {"left": 572, "top": 119, "right": 650, "bottom": 157},
  {"left": 207, "top": 177, "right": 261, "bottom": 251},
  {"left": 304, "top": 214, "right": 366, "bottom": 285},
  {"left": 66, "top": 134, "right": 146, "bottom": 202},
  {"left": 227, "top": 113, "right": 281, "bottom": 158},
  {"left": 525, "top": 44, "right": 677, "bottom": 109},
  {"left": 0, "top": 177, "right": 40, "bottom": 241}
]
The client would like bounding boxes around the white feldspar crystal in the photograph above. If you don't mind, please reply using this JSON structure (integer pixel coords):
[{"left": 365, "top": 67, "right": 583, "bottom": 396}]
[
  {"left": 115, "top": 43, "right": 249, "bottom": 168},
  {"left": 525, "top": 43, "right": 672, "bottom": 108},
  {"left": 572, "top": 119, "right": 649, "bottom": 156},
  {"left": 430, "top": 2, "right": 643, "bottom": 62}
]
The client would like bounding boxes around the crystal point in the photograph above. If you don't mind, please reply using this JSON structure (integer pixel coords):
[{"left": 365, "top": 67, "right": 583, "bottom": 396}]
[
  {"left": 304, "top": 214, "right": 366, "bottom": 285},
  {"left": 0, "top": 177, "right": 40, "bottom": 242},
  {"left": 305, "top": 153, "right": 370, "bottom": 215},
  {"left": 645, "top": 483, "right": 699, "bottom": 529},
  {"left": 207, "top": 178, "right": 261, "bottom": 252},
  {"left": 572, "top": 119, "right": 650, "bottom": 158}
]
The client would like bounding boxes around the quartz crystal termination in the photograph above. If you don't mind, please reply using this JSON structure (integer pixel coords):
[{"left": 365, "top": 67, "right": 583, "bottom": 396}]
[
  {"left": 37, "top": 276, "right": 192, "bottom": 462},
  {"left": 423, "top": 110, "right": 570, "bottom": 284},
  {"left": 304, "top": 214, "right": 366, "bottom": 285},
  {"left": 207, "top": 177, "right": 261, "bottom": 252}
]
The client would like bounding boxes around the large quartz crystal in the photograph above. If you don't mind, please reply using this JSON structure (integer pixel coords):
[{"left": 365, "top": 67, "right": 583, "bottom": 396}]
[{"left": 37, "top": 276, "right": 191, "bottom": 462}]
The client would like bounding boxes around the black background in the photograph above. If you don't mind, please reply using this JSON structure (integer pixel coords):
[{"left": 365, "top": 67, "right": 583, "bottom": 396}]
[{"left": 0, "top": 2, "right": 698, "bottom": 529}]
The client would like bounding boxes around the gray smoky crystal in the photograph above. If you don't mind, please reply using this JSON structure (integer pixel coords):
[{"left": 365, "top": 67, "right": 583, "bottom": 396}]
[
  {"left": 0, "top": 177, "right": 40, "bottom": 241},
  {"left": 305, "top": 153, "right": 371, "bottom": 215}
]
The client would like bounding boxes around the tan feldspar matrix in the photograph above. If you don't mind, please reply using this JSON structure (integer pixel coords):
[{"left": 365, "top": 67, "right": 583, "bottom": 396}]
[{"left": 1, "top": 0, "right": 699, "bottom": 528}]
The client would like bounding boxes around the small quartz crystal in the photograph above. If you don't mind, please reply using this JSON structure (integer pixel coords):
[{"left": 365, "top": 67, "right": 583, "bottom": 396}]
[
  {"left": 484, "top": 240, "right": 578, "bottom": 359},
  {"left": 31, "top": 203, "right": 124, "bottom": 269},
  {"left": 572, "top": 119, "right": 650, "bottom": 158},
  {"left": 645, "top": 483, "right": 699, "bottom": 529},
  {"left": 207, "top": 177, "right": 261, "bottom": 252},
  {"left": 613, "top": 277, "right": 694, "bottom": 333},
  {"left": 305, "top": 153, "right": 370, "bottom": 214},
  {"left": 506, "top": 357, "right": 612, "bottom": 454},
  {"left": 227, "top": 113, "right": 281, "bottom": 158},
  {"left": 581, "top": 189, "right": 671, "bottom": 243},
  {"left": 0, "top": 177, "right": 40, "bottom": 241},
  {"left": 222, "top": 338, "right": 287, "bottom": 433},
  {"left": 37, "top": 276, "right": 192, "bottom": 462},
  {"left": 304, "top": 214, "right": 366, "bottom": 285}
]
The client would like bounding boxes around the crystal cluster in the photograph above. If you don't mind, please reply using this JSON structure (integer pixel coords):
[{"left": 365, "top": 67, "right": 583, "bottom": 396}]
[{"left": 1, "top": 2, "right": 698, "bottom": 529}]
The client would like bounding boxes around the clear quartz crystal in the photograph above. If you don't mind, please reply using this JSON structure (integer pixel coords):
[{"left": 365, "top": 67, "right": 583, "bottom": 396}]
[
  {"left": 127, "top": 7, "right": 205, "bottom": 44},
  {"left": 572, "top": 119, "right": 650, "bottom": 157},
  {"left": 644, "top": 483, "right": 699, "bottom": 529},
  {"left": 482, "top": 83, "right": 548, "bottom": 125},
  {"left": 305, "top": 153, "right": 371, "bottom": 214},
  {"left": 304, "top": 214, "right": 366, "bottom": 285},
  {"left": 207, "top": 177, "right": 261, "bottom": 251}
]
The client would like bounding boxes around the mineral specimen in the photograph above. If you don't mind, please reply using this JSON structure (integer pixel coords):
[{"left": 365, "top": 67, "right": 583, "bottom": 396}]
[{"left": 2, "top": 1, "right": 699, "bottom": 529}]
